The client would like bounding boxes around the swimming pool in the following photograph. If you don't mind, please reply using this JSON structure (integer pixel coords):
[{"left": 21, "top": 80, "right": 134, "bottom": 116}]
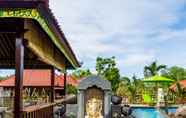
[{"left": 132, "top": 107, "right": 176, "bottom": 118}]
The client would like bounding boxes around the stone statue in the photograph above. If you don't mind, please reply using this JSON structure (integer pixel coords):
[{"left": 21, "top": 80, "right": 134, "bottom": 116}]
[
  {"left": 157, "top": 88, "right": 165, "bottom": 107},
  {"left": 85, "top": 98, "right": 103, "bottom": 118}
]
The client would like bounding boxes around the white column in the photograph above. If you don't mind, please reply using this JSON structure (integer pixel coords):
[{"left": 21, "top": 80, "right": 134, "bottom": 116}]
[
  {"left": 78, "top": 90, "right": 84, "bottom": 118},
  {"left": 104, "top": 90, "right": 111, "bottom": 118}
]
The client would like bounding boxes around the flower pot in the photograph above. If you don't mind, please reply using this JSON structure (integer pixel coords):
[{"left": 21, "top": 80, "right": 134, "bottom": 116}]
[
  {"left": 111, "top": 95, "right": 122, "bottom": 105},
  {"left": 121, "top": 105, "right": 132, "bottom": 116}
]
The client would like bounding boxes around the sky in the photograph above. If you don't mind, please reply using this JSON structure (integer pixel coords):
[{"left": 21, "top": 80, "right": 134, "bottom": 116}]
[
  {"left": 48, "top": 0, "right": 186, "bottom": 77},
  {"left": 1, "top": 0, "right": 186, "bottom": 77}
]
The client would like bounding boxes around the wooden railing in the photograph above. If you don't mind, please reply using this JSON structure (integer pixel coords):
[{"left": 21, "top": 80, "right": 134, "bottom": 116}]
[
  {"left": 23, "top": 103, "right": 54, "bottom": 118},
  {"left": 0, "top": 97, "right": 14, "bottom": 109},
  {"left": 0, "top": 96, "right": 68, "bottom": 118},
  {"left": 22, "top": 98, "right": 67, "bottom": 118}
]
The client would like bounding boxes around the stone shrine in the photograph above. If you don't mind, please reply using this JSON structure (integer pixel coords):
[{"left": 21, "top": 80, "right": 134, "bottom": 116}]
[{"left": 77, "top": 76, "right": 111, "bottom": 118}]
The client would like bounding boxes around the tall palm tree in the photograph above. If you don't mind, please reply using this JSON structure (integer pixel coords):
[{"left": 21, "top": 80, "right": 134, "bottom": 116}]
[{"left": 144, "top": 61, "right": 166, "bottom": 78}]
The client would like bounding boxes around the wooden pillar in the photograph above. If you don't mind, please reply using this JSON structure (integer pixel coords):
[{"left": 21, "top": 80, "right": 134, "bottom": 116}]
[
  {"left": 14, "top": 37, "right": 24, "bottom": 118},
  {"left": 50, "top": 67, "right": 55, "bottom": 118},
  {"left": 51, "top": 67, "right": 55, "bottom": 103},
  {"left": 64, "top": 68, "right": 67, "bottom": 112},
  {"left": 63, "top": 58, "right": 68, "bottom": 97},
  {"left": 64, "top": 69, "right": 67, "bottom": 96}
]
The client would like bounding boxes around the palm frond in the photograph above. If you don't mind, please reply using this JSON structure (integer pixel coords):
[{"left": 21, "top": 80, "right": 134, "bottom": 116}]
[{"left": 157, "top": 65, "right": 166, "bottom": 71}]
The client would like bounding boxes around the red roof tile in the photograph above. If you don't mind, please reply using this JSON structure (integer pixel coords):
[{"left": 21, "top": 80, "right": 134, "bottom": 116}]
[
  {"left": 0, "top": 70, "right": 78, "bottom": 87},
  {"left": 170, "top": 80, "right": 186, "bottom": 91}
]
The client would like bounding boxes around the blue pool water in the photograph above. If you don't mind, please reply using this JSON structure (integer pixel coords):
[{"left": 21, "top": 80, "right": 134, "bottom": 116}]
[{"left": 132, "top": 107, "right": 176, "bottom": 118}]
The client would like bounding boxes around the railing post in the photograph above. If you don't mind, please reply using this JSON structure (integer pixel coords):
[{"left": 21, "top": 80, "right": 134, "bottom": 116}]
[
  {"left": 14, "top": 37, "right": 24, "bottom": 118},
  {"left": 51, "top": 67, "right": 55, "bottom": 103}
]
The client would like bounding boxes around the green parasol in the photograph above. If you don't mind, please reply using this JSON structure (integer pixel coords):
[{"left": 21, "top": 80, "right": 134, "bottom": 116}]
[
  {"left": 142, "top": 76, "right": 173, "bottom": 104},
  {"left": 143, "top": 75, "right": 173, "bottom": 83}
]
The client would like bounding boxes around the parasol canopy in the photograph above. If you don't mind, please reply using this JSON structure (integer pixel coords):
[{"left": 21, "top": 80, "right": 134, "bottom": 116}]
[{"left": 143, "top": 75, "right": 174, "bottom": 83}]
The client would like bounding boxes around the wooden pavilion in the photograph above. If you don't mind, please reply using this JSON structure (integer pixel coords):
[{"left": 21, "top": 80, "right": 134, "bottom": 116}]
[
  {"left": 0, "top": 0, "right": 80, "bottom": 118},
  {"left": 0, "top": 69, "right": 79, "bottom": 109}
]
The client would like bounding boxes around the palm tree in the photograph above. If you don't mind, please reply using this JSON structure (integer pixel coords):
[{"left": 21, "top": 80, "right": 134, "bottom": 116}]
[
  {"left": 116, "top": 75, "right": 144, "bottom": 103},
  {"left": 144, "top": 61, "right": 166, "bottom": 78},
  {"left": 72, "top": 69, "right": 92, "bottom": 79}
]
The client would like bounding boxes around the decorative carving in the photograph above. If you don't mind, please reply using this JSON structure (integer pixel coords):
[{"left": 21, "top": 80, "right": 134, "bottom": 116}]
[
  {"left": 85, "top": 98, "right": 103, "bottom": 118},
  {"left": 85, "top": 87, "right": 103, "bottom": 118}
]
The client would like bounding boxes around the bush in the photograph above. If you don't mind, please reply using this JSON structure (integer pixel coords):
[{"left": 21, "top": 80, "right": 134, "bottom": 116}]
[{"left": 66, "top": 84, "right": 77, "bottom": 95}]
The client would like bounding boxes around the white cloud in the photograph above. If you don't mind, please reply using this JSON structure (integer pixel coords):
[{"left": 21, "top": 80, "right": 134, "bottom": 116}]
[
  {"left": 49, "top": 0, "right": 186, "bottom": 77},
  {"left": 120, "top": 53, "right": 155, "bottom": 67}
]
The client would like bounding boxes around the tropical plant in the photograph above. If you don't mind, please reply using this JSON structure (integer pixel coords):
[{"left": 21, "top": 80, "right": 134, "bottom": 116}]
[
  {"left": 161, "top": 66, "right": 186, "bottom": 102},
  {"left": 116, "top": 77, "right": 130, "bottom": 97},
  {"left": 0, "top": 76, "right": 5, "bottom": 81},
  {"left": 161, "top": 66, "right": 186, "bottom": 80},
  {"left": 116, "top": 75, "right": 144, "bottom": 103},
  {"left": 72, "top": 69, "right": 92, "bottom": 79},
  {"left": 96, "top": 56, "right": 120, "bottom": 92},
  {"left": 175, "top": 82, "right": 185, "bottom": 100},
  {"left": 144, "top": 61, "right": 166, "bottom": 78},
  {"left": 66, "top": 84, "right": 77, "bottom": 95}
]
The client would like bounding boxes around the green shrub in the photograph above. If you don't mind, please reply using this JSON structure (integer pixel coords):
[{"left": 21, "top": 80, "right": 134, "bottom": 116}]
[{"left": 66, "top": 84, "right": 77, "bottom": 95}]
